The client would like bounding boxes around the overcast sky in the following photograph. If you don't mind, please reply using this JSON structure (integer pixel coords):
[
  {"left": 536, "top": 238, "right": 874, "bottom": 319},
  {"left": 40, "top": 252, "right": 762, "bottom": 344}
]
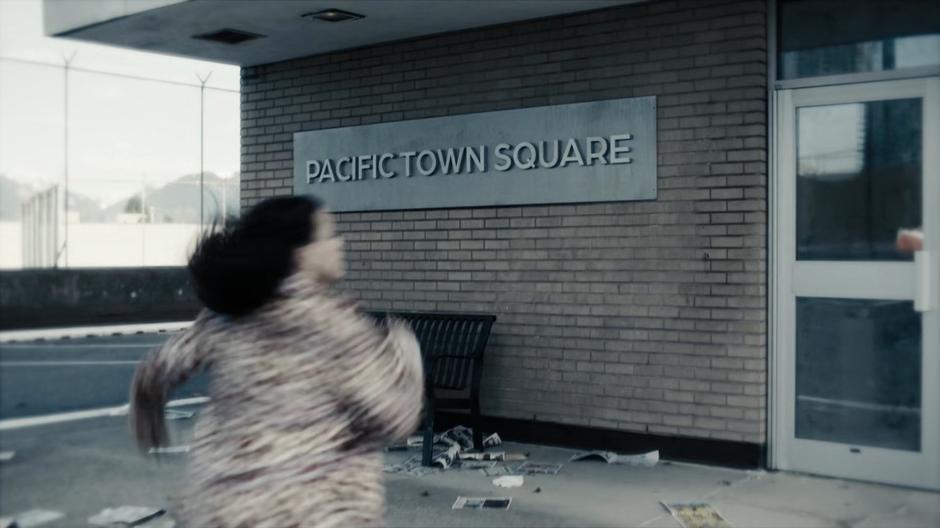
[{"left": 0, "top": 0, "right": 241, "bottom": 206}]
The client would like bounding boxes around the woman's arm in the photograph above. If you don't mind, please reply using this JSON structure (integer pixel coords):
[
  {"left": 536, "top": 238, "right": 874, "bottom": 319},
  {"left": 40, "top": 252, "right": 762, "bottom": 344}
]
[
  {"left": 333, "top": 315, "right": 425, "bottom": 445},
  {"left": 130, "top": 311, "right": 214, "bottom": 450}
]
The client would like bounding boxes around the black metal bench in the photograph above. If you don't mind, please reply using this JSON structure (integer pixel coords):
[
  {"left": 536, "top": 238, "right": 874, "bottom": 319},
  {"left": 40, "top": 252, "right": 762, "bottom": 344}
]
[{"left": 368, "top": 311, "right": 496, "bottom": 466}]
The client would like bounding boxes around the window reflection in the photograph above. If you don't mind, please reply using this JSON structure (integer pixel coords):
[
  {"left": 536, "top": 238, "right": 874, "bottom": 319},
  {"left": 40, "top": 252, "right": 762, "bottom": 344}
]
[
  {"left": 796, "top": 298, "right": 921, "bottom": 452},
  {"left": 796, "top": 99, "right": 922, "bottom": 261},
  {"left": 778, "top": 0, "right": 940, "bottom": 80}
]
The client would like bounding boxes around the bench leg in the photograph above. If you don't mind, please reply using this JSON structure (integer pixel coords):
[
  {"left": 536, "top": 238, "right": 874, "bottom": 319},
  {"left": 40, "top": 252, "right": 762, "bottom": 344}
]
[
  {"left": 421, "top": 397, "right": 435, "bottom": 467},
  {"left": 471, "top": 394, "right": 483, "bottom": 452}
]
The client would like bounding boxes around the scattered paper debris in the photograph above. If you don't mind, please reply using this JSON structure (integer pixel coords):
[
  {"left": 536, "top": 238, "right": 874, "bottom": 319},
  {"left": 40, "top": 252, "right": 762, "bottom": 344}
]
[
  {"left": 493, "top": 475, "right": 524, "bottom": 488},
  {"left": 9, "top": 509, "right": 64, "bottom": 528},
  {"left": 661, "top": 502, "right": 733, "bottom": 528},
  {"left": 480, "top": 465, "right": 515, "bottom": 477},
  {"left": 569, "top": 450, "right": 659, "bottom": 467},
  {"left": 400, "top": 427, "right": 500, "bottom": 450},
  {"left": 165, "top": 409, "right": 195, "bottom": 420},
  {"left": 515, "top": 461, "right": 563, "bottom": 475},
  {"left": 88, "top": 506, "right": 165, "bottom": 527},
  {"left": 386, "top": 425, "right": 506, "bottom": 473},
  {"left": 452, "top": 497, "right": 512, "bottom": 510},
  {"left": 442, "top": 426, "right": 476, "bottom": 450},
  {"left": 483, "top": 433, "right": 502, "bottom": 447},
  {"left": 0, "top": 451, "right": 14, "bottom": 462},
  {"left": 458, "top": 451, "right": 504, "bottom": 462},
  {"left": 406, "top": 434, "right": 437, "bottom": 448},
  {"left": 431, "top": 443, "right": 461, "bottom": 469},
  {"left": 149, "top": 445, "right": 191, "bottom": 455},
  {"left": 384, "top": 456, "right": 438, "bottom": 477},
  {"left": 459, "top": 460, "right": 497, "bottom": 470}
]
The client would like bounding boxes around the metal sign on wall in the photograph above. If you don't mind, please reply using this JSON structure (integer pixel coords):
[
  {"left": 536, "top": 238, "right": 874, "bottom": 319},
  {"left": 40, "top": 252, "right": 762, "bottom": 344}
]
[{"left": 293, "top": 96, "right": 656, "bottom": 212}]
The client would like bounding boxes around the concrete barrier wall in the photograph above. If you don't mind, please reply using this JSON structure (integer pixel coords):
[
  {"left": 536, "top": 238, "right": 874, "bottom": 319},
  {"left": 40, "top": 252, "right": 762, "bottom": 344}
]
[{"left": 0, "top": 268, "right": 200, "bottom": 330}]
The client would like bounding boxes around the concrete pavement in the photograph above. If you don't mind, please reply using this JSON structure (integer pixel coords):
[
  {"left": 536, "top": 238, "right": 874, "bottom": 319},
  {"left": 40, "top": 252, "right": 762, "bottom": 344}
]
[
  {"left": 0, "top": 332, "right": 207, "bottom": 420},
  {"left": 2, "top": 408, "right": 937, "bottom": 528}
]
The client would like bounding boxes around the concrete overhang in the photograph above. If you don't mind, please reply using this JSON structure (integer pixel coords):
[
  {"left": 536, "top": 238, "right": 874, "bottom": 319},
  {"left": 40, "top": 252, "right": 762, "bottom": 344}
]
[{"left": 44, "top": 0, "right": 639, "bottom": 67}]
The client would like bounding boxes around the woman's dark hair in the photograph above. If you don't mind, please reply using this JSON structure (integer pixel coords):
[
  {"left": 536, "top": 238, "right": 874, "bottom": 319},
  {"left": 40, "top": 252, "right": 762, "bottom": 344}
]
[{"left": 188, "top": 195, "right": 323, "bottom": 316}]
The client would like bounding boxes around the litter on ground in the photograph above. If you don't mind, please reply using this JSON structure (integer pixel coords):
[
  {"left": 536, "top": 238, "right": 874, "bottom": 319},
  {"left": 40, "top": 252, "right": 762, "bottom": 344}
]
[
  {"left": 384, "top": 456, "right": 438, "bottom": 477},
  {"left": 661, "top": 502, "right": 733, "bottom": 528},
  {"left": 515, "top": 461, "right": 563, "bottom": 475},
  {"left": 569, "top": 450, "right": 659, "bottom": 467},
  {"left": 483, "top": 433, "right": 502, "bottom": 447},
  {"left": 88, "top": 506, "right": 166, "bottom": 527},
  {"left": 452, "top": 497, "right": 512, "bottom": 510},
  {"left": 431, "top": 443, "right": 461, "bottom": 469},
  {"left": 492, "top": 475, "right": 524, "bottom": 488},
  {"left": 458, "top": 451, "right": 504, "bottom": 462}
]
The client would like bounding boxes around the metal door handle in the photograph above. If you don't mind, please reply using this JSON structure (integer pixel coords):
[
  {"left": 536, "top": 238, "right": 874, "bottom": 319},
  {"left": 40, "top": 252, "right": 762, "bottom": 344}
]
[{"left": 914, "top": 250, "right": 937, "bottom": 312}]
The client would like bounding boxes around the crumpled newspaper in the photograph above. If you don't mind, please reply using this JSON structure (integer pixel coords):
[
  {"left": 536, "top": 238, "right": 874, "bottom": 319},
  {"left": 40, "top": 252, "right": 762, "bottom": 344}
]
[
  {"left": 88, "top": 506, "right": 166, "bottom": 527},
  {"left": 492, "top": 475, "right": 524, "bottom": 488},
  {"left": 569, "top": 450, "right": 659, "bottom": 467},
  {"left": 661, "top": 502, "right": 733, "bottom": 528}
]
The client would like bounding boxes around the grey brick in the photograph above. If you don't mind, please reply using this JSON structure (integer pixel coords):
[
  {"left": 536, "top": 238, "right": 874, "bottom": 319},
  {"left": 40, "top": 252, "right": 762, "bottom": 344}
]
[{"left": 240, "top": 0, "right": 768, "bottom": 444}]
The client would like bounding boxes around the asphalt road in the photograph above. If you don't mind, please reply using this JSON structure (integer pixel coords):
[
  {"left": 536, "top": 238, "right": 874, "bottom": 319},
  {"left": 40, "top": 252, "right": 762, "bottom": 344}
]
[{"left": 0, "top": 332, "right": 209, "bottom": 420}]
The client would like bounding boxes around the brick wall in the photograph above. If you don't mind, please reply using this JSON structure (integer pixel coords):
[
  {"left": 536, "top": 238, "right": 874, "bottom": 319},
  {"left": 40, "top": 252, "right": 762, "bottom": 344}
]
[{"left": 240, "top": 0, "right": 768, "bottom": 444}]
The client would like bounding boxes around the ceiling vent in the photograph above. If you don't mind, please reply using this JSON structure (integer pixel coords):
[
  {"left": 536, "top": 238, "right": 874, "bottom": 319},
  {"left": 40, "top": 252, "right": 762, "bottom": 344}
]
[
  {"left": 301, "top": 9, "right": 365, "bottom": 22},
  {"left": 192, "top": 28, "right": 265, "bottom": 45}
]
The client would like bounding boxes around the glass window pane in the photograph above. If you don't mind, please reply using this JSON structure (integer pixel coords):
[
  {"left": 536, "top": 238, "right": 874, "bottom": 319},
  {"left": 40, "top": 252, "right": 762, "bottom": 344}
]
[
  {"left": 204, "top": 89, "right": 241, "bottom": 223},
  {"left": 68, "top": 71, "right": 202, "bottom": 267},
  {"left": 778, "top": 0, "right": 940, "bottom": 79},
  {"left": 796, "top": 99, "right": 922, "bottom": 261},
  {"left": 1, "top": 0, "right": 241, "bottom": 270},
  {"left": 0, "top": 61, "right": 64, "bottom": 269},
  {"left": 796, "top": 298, "right": 921, "bottom": 451}
]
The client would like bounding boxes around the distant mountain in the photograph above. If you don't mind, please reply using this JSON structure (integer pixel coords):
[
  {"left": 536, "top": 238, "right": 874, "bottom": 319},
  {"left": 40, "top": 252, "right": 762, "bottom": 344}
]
[
  {"left": 68, "top": 191, "right": 107, "bottom": 222},
  {"left": 0, "top": 174, "right": 106, "bottom": 222},
  {"left": 104, "top": 172, "right": 240, "bottom": 223},
  {"left": 1, "top": 173, "right": 239, "bottom": 224}
]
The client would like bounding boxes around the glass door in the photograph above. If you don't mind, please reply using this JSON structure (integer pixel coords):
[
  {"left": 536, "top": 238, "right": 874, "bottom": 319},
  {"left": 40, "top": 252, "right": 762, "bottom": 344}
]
[{"left": 773, "top": 77, "right": 939, "bottom": 489}]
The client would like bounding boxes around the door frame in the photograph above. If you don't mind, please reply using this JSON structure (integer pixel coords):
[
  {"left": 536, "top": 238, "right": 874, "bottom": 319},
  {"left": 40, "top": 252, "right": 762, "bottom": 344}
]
[{"left": 770, "top": 76, "right": 940, "bottom": 490}]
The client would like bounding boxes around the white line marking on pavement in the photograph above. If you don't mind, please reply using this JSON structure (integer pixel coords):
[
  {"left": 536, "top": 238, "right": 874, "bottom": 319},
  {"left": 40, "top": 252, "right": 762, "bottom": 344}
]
[
  {"left": 0, "top": 321, "right": 192, "bottom": 343},
  {"left": 0, "top": 361, "right": 141, "bottom": 366},
  {"left": 0, "top": 397, "right": 209, "bottom": 431}
]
